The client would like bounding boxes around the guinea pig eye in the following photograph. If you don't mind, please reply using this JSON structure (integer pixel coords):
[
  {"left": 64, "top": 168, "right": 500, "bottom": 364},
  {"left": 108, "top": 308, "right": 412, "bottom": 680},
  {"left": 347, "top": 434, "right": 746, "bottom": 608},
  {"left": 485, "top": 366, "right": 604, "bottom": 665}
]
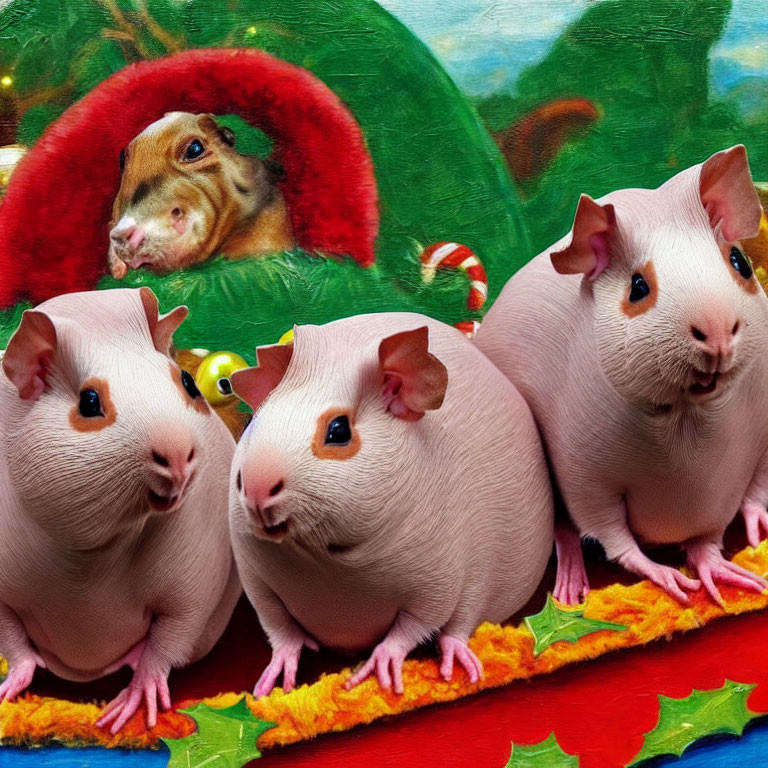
[
  {"left": 181, "top": 370, "right": 202, "bottom": 400},
  {"left": 325, "top": 415, "right": 352, "bottom": 446},
  {"left": 183, "top": 139, "right": 205, "bottom": 161},
  {"left": 78, "top": 388, "right": 103, "bottom": 418},
  {"left": 730, "top": 246, "right": 753, "bottom": 280},
  {"left": 119, "top": 149, "right": 126, "bottom": 172},
  {"left": 216, "top": 377, "right": 233, "bottom": 396},
  {"left": 628, "top": 273, "right": 650, "bottom": 303}
]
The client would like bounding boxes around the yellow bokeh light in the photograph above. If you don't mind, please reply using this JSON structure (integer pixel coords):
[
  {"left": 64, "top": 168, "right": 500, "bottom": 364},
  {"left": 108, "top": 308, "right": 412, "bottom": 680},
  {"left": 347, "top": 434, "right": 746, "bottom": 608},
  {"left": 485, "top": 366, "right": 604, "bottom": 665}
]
[
  {"left": 246, "top": 25, "right": 258, "bottom": 35},
  {"left": 0, "top": 76, "right": 12, "bottom": 88}
]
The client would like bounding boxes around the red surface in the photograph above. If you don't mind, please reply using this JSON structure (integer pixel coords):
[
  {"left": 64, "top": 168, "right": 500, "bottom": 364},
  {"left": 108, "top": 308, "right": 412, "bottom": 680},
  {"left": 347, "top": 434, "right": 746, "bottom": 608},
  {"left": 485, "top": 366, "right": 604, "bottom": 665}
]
[
  {"left": 31, "top": 533, "right": 768, "bottom": 768},
  {"left": 0, "top": 48, "right": 379, "bottom": 307}
]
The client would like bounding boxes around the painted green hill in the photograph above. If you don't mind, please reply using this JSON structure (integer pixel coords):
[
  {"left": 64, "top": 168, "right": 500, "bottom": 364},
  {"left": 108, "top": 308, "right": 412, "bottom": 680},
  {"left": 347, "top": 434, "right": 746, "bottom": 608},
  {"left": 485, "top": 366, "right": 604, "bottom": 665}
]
[
  {"left": 0, "top": 0, "right": 528, "bottom": 349},
  {"left": 478, "top": 0, "right": 767, "bottom": 256}
]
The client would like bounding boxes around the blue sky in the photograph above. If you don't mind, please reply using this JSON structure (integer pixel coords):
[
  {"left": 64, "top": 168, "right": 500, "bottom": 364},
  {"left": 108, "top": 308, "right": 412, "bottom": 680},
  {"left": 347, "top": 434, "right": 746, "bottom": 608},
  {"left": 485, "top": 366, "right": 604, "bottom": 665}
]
[{"left": 377, "top": 0, "right": 768, "bottom": 101}]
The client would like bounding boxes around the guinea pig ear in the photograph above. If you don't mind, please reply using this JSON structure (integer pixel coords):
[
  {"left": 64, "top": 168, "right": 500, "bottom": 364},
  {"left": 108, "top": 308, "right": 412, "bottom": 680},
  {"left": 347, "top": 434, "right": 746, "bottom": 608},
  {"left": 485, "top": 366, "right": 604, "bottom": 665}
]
[
  {"left": 700, "top": 145, "right": 762, "bottom": 242},
  {"left": 379, "top": 327, "right": 448, "bottom": 422},
  {"left": 231, "top": 343, "right": 293, "bottom": 410},
  {"left": 139, "top": 287, "right": 188, "bottom": 357},
  {"left": 551, "top": 195, "right": 616, "bottom": 280},
  {"left": 2, "top": 310, "right": 58, "bottom": 401}
]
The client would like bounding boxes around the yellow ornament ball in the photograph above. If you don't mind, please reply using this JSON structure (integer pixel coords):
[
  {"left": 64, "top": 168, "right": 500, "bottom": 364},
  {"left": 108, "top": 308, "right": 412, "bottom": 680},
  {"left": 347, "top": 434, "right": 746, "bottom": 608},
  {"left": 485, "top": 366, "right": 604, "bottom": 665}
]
[
  {"left": 278, "top": 328, "right": 294, "bottom": 345},
  {"left": 194, "top": 351, "right": 249, "bottom": 404}
]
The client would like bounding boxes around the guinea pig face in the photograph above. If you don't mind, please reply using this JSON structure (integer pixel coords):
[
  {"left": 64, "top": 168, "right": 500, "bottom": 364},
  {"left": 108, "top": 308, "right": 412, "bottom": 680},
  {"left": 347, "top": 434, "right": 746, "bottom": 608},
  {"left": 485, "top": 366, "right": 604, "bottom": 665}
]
[
  {"left": 553, "top": 146, "right": 764, "bottom": 409},
  {"left": 591, "top": 223, "right": 767, "bottom": 407},
  {"left": 109, "top": 112, "right": 252, "bottom": 274},
  {"left": 229, "top": 325, "right": 447, "bottom": 552},
  {"left": 2, "top": 296, "right": 212, "bottom": 549}
]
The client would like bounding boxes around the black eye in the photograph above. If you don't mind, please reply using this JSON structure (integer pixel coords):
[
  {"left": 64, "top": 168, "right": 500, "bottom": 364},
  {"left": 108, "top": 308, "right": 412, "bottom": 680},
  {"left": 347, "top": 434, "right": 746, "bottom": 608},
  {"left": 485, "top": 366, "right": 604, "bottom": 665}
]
[
  {"left": 730, "top": 246, "right": 753, "bottom": 280},
  {"left": 79, "top": 388, "right": 103, "bottom": 418},
  {"left": 216, "top": 377, "right": 233, "bottom": 396},
  {"left": 325, "top": 415, "right": 352, "bottom": 446},
  {"left": 629, "top": 273, "right": 650, "bottom": 303},
  {"left": 119, "top": 149, "right": 126, "bottom": 172},
  {"left": 183, "top": 139, "right": 205, "bottom": 161},
  {"left": 181, "top": 370, "right": 201, "bottom": 399}
]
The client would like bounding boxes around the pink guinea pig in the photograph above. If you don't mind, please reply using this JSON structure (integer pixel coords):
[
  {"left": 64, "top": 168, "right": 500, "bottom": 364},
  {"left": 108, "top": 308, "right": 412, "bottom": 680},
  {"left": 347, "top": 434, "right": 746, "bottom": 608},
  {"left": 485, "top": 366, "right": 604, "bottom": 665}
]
[
  {"left": 475, "top": 145, "right": 768, "bottom": 606},
  {"left": 0, "top": 288, "right": 240, "bottom": 733},
  {"left": 228, "top": 312, "right": 553, "bottom": 697}
]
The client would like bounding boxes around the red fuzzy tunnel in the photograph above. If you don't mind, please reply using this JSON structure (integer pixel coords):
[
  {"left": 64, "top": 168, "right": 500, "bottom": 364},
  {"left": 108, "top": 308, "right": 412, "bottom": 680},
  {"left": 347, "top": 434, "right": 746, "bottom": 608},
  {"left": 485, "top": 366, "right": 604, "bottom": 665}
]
[{"left": 0, "top": 48, "right": 379, "bottom": 307}]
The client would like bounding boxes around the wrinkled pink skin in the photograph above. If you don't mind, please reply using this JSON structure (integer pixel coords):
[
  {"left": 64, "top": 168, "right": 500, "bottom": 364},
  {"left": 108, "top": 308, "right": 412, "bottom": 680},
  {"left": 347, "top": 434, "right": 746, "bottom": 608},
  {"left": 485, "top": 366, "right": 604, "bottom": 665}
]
[
  {"left": 476, "top": 147, "right": 768, "bottom": 606},
  {"left": 230, "top": 313, "right": 554, "bottom": 696},
  {"left": 0, "top": 289, "right": 240, "bottom": 733}
]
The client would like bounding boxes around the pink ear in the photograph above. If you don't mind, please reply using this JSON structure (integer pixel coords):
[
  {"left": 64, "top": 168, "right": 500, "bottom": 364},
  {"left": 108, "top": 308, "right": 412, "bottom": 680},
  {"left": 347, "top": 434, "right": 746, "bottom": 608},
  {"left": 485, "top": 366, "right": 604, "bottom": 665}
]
[
  {"left": 700, "top": 145, "right": 762, "bottom": 242},
  {"left": 378, "top": 326, "right": 448, "bottom": 422},
  {"left": 551, "top": 195, "right": 615, "bottom": 279},
  {"left": 2, "top": 310, "right": 58, "bottom": 401},
  {"left": 230, "top": 343, "right": 293, "bottom": 410},
  {"left": 139, "top": 287, "right": 189, "bottom": 356}
]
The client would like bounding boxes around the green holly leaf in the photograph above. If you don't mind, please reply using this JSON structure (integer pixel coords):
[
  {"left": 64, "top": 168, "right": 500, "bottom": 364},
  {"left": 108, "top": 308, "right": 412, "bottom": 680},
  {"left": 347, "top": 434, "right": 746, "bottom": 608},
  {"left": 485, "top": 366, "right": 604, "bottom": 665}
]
[
  {"left": 504, "top": 733, "right": 579, "bottom": 768},
  {"left": 629, "top": 680, "right": 760, "bottom": 765},
  {"left": 161, "top": 697, "right": 276, "bottom": 768},
  {"left": 524, "top": 593, "right": 627, "bottom": 656}
]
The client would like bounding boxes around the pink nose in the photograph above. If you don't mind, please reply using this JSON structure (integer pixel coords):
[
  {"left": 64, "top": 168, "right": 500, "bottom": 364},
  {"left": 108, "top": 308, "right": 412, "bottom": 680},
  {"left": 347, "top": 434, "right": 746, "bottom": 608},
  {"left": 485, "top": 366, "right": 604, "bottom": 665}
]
[
  {"left": 150, "top": 427, "right": 196, "bottom": 488},
  {"left": 243, "top": 474, "right": 285, "bottom": 513},
  {"left": 111, "top": 225, "right": 145, "bottom": 250},
  {"left": 690, "top": 311, "right": 740, "bottom": 360},
  {"left": 240, "top": 458, "right": 285, "bottom": 514}
]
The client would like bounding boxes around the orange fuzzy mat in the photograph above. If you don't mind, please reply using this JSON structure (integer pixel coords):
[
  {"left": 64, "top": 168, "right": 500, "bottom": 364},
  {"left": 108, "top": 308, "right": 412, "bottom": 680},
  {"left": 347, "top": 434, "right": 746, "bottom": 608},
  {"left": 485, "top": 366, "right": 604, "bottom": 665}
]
[{"left": 1, "top": 540, "right": 767, "bottom": 753}]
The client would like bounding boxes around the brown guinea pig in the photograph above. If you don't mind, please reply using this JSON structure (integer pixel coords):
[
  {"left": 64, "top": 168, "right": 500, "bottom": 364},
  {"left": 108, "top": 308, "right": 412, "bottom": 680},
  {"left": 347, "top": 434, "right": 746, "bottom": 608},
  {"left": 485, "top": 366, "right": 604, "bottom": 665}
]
[{"left": 108, "top": 112, "right": 295, "bottom": 279}]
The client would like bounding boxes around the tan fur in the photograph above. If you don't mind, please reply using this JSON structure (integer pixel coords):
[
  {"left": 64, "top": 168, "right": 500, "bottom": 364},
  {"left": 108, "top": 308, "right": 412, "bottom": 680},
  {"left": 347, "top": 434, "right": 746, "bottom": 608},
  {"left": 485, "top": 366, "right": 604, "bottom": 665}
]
[{"left": 109, "top": 112, "right": 295, "bottom": 278}]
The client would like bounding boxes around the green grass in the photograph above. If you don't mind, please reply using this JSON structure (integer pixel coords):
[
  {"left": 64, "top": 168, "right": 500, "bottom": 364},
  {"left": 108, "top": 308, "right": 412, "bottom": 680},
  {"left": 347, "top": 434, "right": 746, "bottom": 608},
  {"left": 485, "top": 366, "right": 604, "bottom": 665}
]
[{"left": 0, "top": 252, "right": 481, "bottom": 361}]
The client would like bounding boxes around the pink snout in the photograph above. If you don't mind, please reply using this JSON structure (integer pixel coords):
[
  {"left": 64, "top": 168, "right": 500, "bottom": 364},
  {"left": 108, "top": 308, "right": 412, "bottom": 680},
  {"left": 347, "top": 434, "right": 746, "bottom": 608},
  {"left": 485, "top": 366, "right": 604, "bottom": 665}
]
[
  {"left": 689, "top": 309, "right": 740, "bottom": 368},
  {"left": 238, "top": 457, "right": 289, "bottom": 536},
  {"left": 110, "top": 223, "right": 145, "bottom": 252},
  {"left": 146, "top": 425, "right": 197, "bottom": 512}
]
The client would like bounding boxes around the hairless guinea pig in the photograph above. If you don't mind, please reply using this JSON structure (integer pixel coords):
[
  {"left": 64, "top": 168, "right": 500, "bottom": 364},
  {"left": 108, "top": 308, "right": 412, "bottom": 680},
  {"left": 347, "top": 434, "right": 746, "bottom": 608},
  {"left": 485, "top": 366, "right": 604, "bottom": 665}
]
[
  {"left": 0, "top": 288, "right": 240, "bottom": 733},
  {"left": 108, "top": 112, "right": 294, "bottom": 279},
  {"left": 475, "top": 144, "right": 768, "bottom": 606},
  {"left": 229, "top": 312, "right": 554, "bottom": 696}
]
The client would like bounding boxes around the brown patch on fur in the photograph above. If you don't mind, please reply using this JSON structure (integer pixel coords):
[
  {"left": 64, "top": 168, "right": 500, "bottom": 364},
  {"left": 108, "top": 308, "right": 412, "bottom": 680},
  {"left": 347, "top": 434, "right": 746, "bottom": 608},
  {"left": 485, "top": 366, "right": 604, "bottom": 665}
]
[
  {"left": 722, "top": 243, "right": 758, "bottom": 294},
  {"left": 170, "top": 361, "right": 210, "bottom": 416},
  {"left": 312, "top": 409, "right": 361, "bottom": 461},
  {"left": 621, "top": 261, "right": 658, "bottom": 318},
  {"left": 69, "top": 378, "right": 117, "bottom": 432}
]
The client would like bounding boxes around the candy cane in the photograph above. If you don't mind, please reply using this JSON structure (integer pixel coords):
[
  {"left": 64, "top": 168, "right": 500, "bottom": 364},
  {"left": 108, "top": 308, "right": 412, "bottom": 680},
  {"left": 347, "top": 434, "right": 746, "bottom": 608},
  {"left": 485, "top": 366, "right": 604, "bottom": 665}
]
[
  {"left": 454, "top": 320, "right": 481, "bottom": 339},
  {"left": 420, "top": 242, "right": 488, "bottom": 311}
]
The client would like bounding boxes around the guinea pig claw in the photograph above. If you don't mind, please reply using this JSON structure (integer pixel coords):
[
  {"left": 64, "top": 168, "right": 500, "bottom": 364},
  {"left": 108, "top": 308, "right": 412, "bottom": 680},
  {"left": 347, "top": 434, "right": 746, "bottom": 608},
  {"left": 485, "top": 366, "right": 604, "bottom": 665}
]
[
  {"left": 0, "top": 657, "right": 38, "bottom": 701},
  {"left": 97, "top": 667, "right": 170, "bottom": 734},
  {"left": 345, "top": 641, "right": 407, "bottom": 694},
  {"left": 742, "top": 502, "right": 768, "bottom": 549},
  {"left": 686, "top": 542, "right": 768, "bottom": 607},
  {"left": 438, "top": 634, "right": 483, "bottom": 684},
  {"left": 253, "top": 643, "right": 305, "bottom": 699},
  {"left": 554, "top": 523, "right": 590, "bottom": 605}
]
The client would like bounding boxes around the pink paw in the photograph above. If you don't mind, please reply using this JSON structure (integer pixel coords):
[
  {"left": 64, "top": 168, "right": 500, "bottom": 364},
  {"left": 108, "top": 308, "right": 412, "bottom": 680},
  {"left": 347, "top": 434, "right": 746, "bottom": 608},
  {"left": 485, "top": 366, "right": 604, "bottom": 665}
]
[
  {"left": 438, "top": 633, "right": 483, "bottom": 684},
  {"left": 687, "top": 541, "right": 768, "bottom": 606},
  {"left": 742, "top": 501, "right": 768, "bottom": 549},
  {"left": 97, "top": 663, "right": 171, "bottom": 734},
  {"left": 618, "top": 550, "right": 700, "bottom": 603},
  {"left": 0, "top": 656, "right": 38, "bottom": 701},
  {"left": 554, "top": 526, "right": 590, "bottom": 605},
  {"left": 345, "top": 639, "right": 409, "bottom": 694},
  {"left": 253, "top": 635, "right": 319, "bottom": 699}
]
